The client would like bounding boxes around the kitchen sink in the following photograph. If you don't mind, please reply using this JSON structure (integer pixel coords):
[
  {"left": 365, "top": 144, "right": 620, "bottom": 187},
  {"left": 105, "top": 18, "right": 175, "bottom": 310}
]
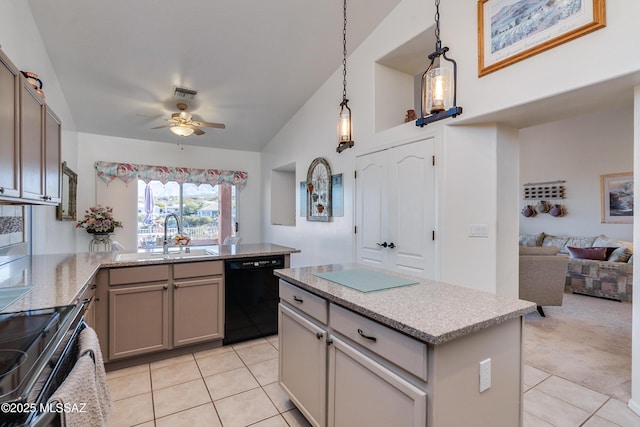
[{"left": 114, "top": 247, "right": 218, "bottom": 262}]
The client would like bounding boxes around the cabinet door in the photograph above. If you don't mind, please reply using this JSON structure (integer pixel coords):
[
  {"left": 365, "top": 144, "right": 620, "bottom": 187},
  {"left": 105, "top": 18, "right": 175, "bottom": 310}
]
[
  {"left": 44, "top": 106, "right": 61, "bottom": 203},
  {"left": 20, "top": 78, "right": 45, "bottom": 201},
  {"left": 328, "top": 335, "right": 427, "bottom": 427},
  {"left": 108, "top": 284, "right": 170, "bottom": 360},
  {"left": 0, "top": 50, "right": 20, "bottom": 198},
  {"left": 278, "top": 304, "right": 327, "bottom": 427},
  {"left": 173, "top": 276, "right": 223, "bottom": 346}
]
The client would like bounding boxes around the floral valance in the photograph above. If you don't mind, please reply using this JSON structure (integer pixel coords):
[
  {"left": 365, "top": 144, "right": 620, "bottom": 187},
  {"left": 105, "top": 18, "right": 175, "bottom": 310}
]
[{"left": 94, "top": 161, "right": 248, "bottom": 189}]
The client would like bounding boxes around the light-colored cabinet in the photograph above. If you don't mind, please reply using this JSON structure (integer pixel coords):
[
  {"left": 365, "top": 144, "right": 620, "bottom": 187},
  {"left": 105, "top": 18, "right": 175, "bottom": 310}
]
[
  {"left": 44, "top": 106, "right": 61, "bottom": 203},
  {"left": 106, "top": 264, "right": 171, "bottom": 360},
  {"left": 0, "top": 49, "right": 20, "bottom": 199},
  {"left": 328, "top": 335, "right": 427, "bottom": 427},
  {"left": 0, "top": 47, "right": 60, "bottom": 204},
  {"left": 279, "top": 280, "right": 427, "bottom": 427},
  {"left": 109, "top": 284, "right": 170, "bottom": 360},
  {"left": 20, "top": 77, "right": 45, "bottom": 202},
  {"left": 98, "top": 261, "right": 224, "bottom": 362},
  {"left": 173, "top": 261, "right": 224, "bottom": 346},
  {"left": 279, "top": 279, "right": 525, "bottom": 427},
  {"left": 279, "top": 304, "right": 327, "bottom": 427}
]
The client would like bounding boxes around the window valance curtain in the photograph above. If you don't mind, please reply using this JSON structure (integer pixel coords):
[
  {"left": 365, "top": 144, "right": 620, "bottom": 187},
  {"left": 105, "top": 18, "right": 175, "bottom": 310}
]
[{"left": 94, "top": 161, "right": 248, "bottom": 189}]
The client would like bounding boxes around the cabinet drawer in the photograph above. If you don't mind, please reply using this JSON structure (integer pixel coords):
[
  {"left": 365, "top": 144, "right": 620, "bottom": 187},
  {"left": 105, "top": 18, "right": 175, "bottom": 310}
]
[
  {"left": 329, "top": 303, "right": 427, "bottom": 381},
  {"left": 174, "top": 261, "right": 223, "bottom": 279},
  {"left": 279, "top": 280, "right": 327, "bottom": 324},
  {"left": 109, "top": 265, "right": 169, "bottom": 285}
]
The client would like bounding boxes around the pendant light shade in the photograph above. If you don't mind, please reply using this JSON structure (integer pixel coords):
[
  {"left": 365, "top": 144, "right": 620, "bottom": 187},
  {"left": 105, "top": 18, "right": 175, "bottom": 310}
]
[
  {"left": 416, "top": 0, "right": 462, "bottom": 127},
  {"left": 336, "top": 0, "right": 354, "bottom": 153}
]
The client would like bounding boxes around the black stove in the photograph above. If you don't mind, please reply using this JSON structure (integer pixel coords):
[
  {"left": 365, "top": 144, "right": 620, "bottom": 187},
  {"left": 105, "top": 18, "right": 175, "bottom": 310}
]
[{"left": 0, "top": 305, "right": 75, "bottom": 409}]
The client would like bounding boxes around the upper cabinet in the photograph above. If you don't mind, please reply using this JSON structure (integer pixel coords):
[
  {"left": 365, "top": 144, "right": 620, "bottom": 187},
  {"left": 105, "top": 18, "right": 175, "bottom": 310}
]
[
  {"left": 20, "top": 77, "right": 46, "bottom": 202},
  {"left": 44, "top": 106, "right": 61, "bottom": 203},
  {"left": 0, "top": 47, "right": 61, "bottom": 205},
  {"left": 0, "top": 50, "right": 20, "bottom": 199}
]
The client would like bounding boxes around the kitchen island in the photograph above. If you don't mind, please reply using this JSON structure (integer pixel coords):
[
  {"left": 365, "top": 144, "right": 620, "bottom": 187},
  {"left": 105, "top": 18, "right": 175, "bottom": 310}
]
[{"left": 275, "top": 264, "right": 536, "bottom": 427}]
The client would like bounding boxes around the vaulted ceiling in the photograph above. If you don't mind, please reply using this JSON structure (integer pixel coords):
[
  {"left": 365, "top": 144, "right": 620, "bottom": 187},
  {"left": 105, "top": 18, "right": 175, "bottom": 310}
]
[{"left": 27, "top": 0, "right": 402, "bottom": 151}]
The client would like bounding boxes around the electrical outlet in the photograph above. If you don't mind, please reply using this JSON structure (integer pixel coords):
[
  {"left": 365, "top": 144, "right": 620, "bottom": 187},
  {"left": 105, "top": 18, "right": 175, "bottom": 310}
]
[{"left": 479, "top": 358, "right": 491, "bottom": 392}]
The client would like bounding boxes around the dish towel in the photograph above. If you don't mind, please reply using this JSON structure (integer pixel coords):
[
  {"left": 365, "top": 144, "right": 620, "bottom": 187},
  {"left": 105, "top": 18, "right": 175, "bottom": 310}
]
[
  {"left": 49, "top": 325, "right": 112, "bottom": 427},
  {"left": 79, "top": 326, "right": 112, "bottom": 422}
]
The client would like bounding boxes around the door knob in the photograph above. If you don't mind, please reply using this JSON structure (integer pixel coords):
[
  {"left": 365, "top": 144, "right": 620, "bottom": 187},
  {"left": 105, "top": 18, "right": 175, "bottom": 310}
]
[
  {"left": 376, "top": 242, "right": 388, "bottom": 248},
  {"left": 388, "top": 242, "right": 396, "bottom": 249}
]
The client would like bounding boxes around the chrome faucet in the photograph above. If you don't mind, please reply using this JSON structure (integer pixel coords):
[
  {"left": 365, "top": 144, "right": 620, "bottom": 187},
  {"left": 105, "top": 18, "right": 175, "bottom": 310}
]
[{"left": 163, "top": 213, "right": 182, "bottom": 254}]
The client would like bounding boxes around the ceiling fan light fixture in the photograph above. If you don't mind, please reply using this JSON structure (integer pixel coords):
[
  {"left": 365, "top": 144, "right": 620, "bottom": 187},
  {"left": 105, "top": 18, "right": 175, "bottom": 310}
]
[{"left": 170, "top": 125, "right": 195, "bottom": 137}]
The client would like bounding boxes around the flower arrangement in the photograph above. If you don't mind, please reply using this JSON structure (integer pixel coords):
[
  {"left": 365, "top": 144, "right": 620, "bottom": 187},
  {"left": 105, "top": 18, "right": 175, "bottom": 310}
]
[
  {"left": 76, "top": 206, "right": 123, "bottom": 233},
  {"left": 174, "top": 235, "right": 191, "bottom": 246}
]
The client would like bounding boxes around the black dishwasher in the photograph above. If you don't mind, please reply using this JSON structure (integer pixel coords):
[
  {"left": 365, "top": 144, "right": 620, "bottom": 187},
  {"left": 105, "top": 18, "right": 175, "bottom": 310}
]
[{"left": 223, "top": 255, "right": 284, "bottom": 345}]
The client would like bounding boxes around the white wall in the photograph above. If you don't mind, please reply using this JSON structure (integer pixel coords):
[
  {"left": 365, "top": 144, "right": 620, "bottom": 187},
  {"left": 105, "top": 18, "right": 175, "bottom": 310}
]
[
  {"left": 76, "top": 132, "right": 261, "bottom": 252},
  {"left": 0, "top": 1, "right": 79, "bottom": 254},
  {"left": 519, "top": 107, "right": 633, "bottom": 242}
]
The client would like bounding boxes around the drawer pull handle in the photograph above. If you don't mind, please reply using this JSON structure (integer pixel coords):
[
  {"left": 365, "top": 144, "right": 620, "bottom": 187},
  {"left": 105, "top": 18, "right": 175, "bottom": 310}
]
[
  {"left": 293, "top": 296, "right": 303, "bottom": 303},
  {"left": 357, "top": 329, "right": 377, "bottom": 342},
  {"left": 316, "top": 332, "right": 323, "bottom": 340}
]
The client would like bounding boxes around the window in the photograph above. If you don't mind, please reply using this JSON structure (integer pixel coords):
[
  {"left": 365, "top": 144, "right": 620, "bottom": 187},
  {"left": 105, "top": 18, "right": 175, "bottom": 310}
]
[{"left": 137, "top": 180, "right": 237, "bottom": 249}]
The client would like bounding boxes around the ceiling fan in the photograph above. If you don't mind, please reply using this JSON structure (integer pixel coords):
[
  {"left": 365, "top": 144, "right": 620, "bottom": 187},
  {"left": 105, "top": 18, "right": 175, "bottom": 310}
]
[{"left": 152, "top": 103, "right": 225, "bottom": 137}]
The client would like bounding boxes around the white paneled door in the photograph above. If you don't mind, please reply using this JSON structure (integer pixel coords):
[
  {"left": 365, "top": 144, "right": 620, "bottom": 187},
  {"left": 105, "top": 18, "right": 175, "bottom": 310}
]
[{"left": 355, "top": 138, "right": 435, "bottom": 278}]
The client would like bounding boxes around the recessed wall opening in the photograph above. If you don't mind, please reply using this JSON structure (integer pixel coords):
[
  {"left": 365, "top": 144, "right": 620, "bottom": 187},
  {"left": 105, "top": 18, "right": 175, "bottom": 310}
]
[
  {"left": 374, "top": 28, "right": 435, "bottom": 132},
  {"left": 271, "top": 162, "right": 296, "bottom": 226}
]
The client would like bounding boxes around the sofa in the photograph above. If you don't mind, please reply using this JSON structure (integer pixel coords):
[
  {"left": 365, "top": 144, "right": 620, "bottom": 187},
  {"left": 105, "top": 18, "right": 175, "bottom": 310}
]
[
  {"left": 519, "top": 246, "right": 569, "bottom": 316},
  {"left": 519, "top": 232, "right": 633, "bottom": 302}
]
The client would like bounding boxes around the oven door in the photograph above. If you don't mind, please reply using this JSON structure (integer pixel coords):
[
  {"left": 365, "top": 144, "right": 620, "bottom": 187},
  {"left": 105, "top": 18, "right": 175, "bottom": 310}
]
[{"left": 0, "top": 299, "right": 89, "bottom": 427}]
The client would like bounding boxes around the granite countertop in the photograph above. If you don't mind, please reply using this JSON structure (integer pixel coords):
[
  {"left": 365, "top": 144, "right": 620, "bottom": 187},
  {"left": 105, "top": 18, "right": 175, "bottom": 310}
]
[
  {"left": 0, "top": 252, "right": 114, "bottom": 313},
  {"left": 0, "top": 244, "right": 300, "bottom": 313},
  {"left": 274, "top": 264, "right": 536, "bottom": 345},
  {"left": 100, "top": 243, "right": 300, "bottom": 268}
]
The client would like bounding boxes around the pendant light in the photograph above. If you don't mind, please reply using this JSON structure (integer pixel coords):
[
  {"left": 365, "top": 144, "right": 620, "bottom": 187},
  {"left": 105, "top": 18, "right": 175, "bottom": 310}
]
[
  {"left": 416, "top": 0, "right": 463, "bottom": 127},
  {"left": 336, "top": 0, "right": 354, "bottom": 153}
]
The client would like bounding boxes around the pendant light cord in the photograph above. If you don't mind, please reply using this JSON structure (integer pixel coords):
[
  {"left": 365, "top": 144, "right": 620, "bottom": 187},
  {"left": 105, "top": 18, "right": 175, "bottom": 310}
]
[
  {"left": 342, "top": 0, "right": 348, "bottom": 104},
  {"left": 434, "top": 0, "right": 441, "bottom": 50}
]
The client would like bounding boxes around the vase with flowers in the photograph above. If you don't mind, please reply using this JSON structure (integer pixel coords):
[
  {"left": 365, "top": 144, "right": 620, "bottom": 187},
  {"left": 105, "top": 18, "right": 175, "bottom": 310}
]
[
  {"left": 76, "top": 205, "right": 123, "bottom": 234},
  {"left": 77, "top": 206, "right": 123, "bottom": 252}
]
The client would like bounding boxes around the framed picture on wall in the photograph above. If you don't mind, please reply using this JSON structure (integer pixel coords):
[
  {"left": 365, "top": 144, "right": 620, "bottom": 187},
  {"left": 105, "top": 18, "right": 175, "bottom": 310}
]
[
  {"left": 478, "top": 0, "right": 606, "bottom": 76},
  {"left": 601, "top": 172, "right": 633, "bottom": 224}
]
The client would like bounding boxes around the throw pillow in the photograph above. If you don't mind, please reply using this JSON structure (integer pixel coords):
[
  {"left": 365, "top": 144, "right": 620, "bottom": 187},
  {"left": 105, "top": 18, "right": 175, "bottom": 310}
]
[
  {"left": 519, "top": 232, "right": 545, "bottom": 247},
  {"left": 561, "top": 236, "right": 597, "bottom": 254},
  {"left": 567, "top": 246, "right": 608, "bottom": 261},
  {"left": 542, "top": 235, "right": 569, "bottom": 251},
  {"left": 593, "top": 235, "right": 633, "bottom": 262}
]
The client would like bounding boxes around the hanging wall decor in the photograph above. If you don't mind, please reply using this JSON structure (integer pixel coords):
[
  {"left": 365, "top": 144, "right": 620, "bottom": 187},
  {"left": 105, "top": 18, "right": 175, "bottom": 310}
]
[
  {"left": 601, "top": 172, "right": 633, "bottom": 224},
  {"left": 478, "top": 0, "right": 606, "bottom": 76},
  {"left": 306, "top": 158, "right": 332, "bottom": 222}
]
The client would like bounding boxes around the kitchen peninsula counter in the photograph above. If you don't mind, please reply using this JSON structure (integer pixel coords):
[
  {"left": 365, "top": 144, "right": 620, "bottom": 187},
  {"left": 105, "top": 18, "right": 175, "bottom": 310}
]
[{"left": 0, "top": 244, "right": 299, "bottom": 313}]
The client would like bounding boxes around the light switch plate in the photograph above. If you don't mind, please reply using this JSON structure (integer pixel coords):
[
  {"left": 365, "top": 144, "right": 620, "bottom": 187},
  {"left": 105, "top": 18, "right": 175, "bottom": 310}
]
[
  {"left": 479, "top": 358, "right": 491, "bottom": 392},
  {"left": 469, "top": 224, "right": 489, "bottom": 238}
]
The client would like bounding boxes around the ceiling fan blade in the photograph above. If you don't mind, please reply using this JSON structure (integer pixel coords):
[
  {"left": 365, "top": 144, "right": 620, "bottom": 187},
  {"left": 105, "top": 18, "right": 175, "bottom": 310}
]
[
  {"left": 191, "top": 126, "right": 205, "bottom": 136},
  {"left": 151, "top": 125, "right": 172, "bottom": 129},
  {"left": 192, "top": 120, "right": 226, "bottom": 129}
]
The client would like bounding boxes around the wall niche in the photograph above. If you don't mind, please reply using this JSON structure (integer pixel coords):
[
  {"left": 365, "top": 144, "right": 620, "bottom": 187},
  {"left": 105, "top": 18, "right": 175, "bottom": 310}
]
[{"left": 374, "top": 28, "right": 435, "bottom": 133}]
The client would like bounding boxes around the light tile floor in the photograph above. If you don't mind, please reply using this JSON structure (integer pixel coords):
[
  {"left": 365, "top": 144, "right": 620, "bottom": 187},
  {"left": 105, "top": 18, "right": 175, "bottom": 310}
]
[{"left": 106, "top": 335, "right": 640, "bottom": 427}]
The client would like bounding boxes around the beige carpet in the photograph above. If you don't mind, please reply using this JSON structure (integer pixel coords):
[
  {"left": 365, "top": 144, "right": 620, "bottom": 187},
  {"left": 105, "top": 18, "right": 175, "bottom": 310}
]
[{"left": 524, "top": 292, "right": 632, "bottom": 402}]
